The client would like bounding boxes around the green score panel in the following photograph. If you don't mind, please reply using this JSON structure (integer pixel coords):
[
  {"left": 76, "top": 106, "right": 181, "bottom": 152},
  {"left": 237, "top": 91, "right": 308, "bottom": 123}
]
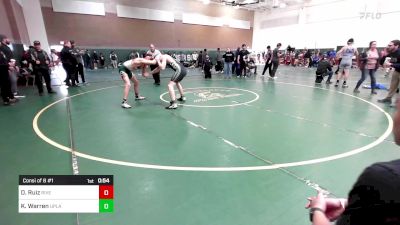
[{"left": 99, "top": 185, "right": 114, "bottom": 213}]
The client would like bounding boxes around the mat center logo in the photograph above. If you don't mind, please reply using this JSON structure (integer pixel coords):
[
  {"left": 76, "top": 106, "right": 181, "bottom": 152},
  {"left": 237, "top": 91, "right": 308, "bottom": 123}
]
[
  {"left": 160, "top": 87, "right": 259, "bottom": 107},
  {"left": 192, "top": 89, "right": 243, "bottom": 103}
]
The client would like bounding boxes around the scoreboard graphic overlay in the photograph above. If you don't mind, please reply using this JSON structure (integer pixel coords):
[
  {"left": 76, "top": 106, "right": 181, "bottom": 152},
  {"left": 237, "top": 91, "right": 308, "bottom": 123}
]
[{"left": 19, "top": 175, "right": 114, "bottom": 213}]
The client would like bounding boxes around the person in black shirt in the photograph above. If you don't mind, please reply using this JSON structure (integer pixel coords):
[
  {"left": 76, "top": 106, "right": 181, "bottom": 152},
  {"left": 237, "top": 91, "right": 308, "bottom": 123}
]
[
  {"left": 71, "top": 40, "right": 86, "bottom": 84},
  {"left": 222, "top": 48, "right": 234, "bottom": 79},
  {"left": 197, "top": 51, "right": 203, "bottom": 68},
  {"left": 270, "top": 43, "right": 282, "bottom": 79},
  {"left": 31, "top": 41, "right": 55, "bottom": 95},
  {"left": 83, "top": 50, "right": 91, "bottom": 69},
  {"left": 262, "top": 45, "right": 272, "bottom": 76},
  {"left": 202, "top": 49, "right": 207, "bottom": 65},
  {"left": 378, "top": 40, "right": 400, "bottom": 105},
  {"left": 304, "top": 49, "right": 312, "bottom": 68},
  {"left": 247, "top": 56, "right": 257, "bottom": 75},
  {"left": 92, "top": 50, "right": 99, "bottom": 70},
  {"left": 20, "top": 50, "right": 33, "bottom": 85},
  {"left": 203, "top": 55, "right": 213, "bottom": 79},
  {"left": 315, "top": 54, "right": 333, "bottom": 84},
  {"left": 237, "top": 44, "right": 250, "bottom": 78},
  {"left": 233, "top": 47, "right": 240, "bottom": 75},
  {"left": 60, "top": 41, "right": 77, "bottom": 87},
  {"left": 0, "top": 34, "right": 17, "bottom": 105},
  {"left": 99, "top": 53, "right": 105, "bottom": 68}
]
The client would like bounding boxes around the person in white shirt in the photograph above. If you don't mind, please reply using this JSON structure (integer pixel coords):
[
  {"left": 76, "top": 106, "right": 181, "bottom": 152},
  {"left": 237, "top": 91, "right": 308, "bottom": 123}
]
[
  {"left": 146, "top": 44, "right": 161, "bottom": 85},
  {"left": 192, "top": 51, "right": 198, "bottom": 66}
]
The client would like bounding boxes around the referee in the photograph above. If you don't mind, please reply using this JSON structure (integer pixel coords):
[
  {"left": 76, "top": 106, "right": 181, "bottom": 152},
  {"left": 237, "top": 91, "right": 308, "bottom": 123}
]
[{"left": 147, "top": 43, "right": 161, "bottom": 85}]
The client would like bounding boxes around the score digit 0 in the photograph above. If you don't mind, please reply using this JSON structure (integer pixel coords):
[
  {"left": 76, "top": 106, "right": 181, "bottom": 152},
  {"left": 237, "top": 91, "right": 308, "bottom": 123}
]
[{"left": 99, "top": 185, "right": 113, "bottom": 199}]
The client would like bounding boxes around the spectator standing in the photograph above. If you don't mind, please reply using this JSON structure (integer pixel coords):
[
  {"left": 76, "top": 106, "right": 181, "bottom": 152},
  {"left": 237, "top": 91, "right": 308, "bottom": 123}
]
[
  {"left": 304, "top": 49, "right": 312, "bottom": 68},
  {"left": 197, "top": 51, "right": 203, "bottom": 68},
  {"left": 222, "top": 48, "right": 234, "bottom": 79},
  {"left": 201, "top": 49, "right": 207, "bottom": 71},
  {"left": 237, "top": 44, "right": 250, "bottom": 78},
  {"left": 110, "top": 51, "right": 118, "bottom": 69},
  {"left": 262, "top": 45, "right": 272, "bottom": 76},
  {"left": 71, "top": 41, "right": 86, "bottom": 84},
  {"left": 216, "top": 48, "right": 223, "bottom": 73},
  {"left": 180, "top": 52, "right": 186, "bottom": 64},
  {"left": 31, "top": 40, "right": 55, "bottom": 95},
  {"left": 8, "top": 59, "right": 20, "bottom": 96},
  {"left": 83, "top": 50, "right": 91, "bottom": 69},
  {"left": 60, "top": 40, "right": 77, "bottom": 87},
  {"left": 269, "top": 43, "right": 282, "bottom": 79},
  {"left": 0, "top": 34, "right": 17, "bottom": 105},
  {"left": 192, "top": 51, "right": 198, "bottom": 66},
  {"left": 233, "top": 47, "right": 240, "bottom": 75},
  {"left": 378, "top": 40, "right": 400, "bottom": 105},
  {"left": 202, "top": 49, "right": 207, "bottom": 63},
  {"left": 354, "top": 41, "right": 380, "bottom": 94},
  {"left": 99, "top": 53, "right": 105, "bottom": 68},
  {"left": 92, "top": 50, "right": 99, "bottom": 70},
  {"left": 203, "top": 55, "right": 213, "bottom": 79}
]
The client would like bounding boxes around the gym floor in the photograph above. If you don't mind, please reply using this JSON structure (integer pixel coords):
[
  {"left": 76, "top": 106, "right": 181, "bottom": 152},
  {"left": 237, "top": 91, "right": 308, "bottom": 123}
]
[{"left": 1, "top": 65, "right": 399, "bottom": 225}]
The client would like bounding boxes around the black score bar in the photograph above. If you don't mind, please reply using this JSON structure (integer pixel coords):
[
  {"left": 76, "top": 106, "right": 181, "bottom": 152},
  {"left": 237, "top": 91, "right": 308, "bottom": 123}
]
[{"left": 19, "top": 175, "right": 113, "bottom": 185}]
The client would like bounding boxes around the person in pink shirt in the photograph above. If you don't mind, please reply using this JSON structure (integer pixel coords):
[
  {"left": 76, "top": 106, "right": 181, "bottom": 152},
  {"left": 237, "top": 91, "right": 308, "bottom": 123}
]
[{"left": 354, "top": 41, "right": 380, "bottom": 94}]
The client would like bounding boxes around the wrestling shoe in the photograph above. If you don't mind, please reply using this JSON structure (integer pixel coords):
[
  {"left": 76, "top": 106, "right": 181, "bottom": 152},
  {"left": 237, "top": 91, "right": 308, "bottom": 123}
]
[
  {"left": 177, "top": 96, "right": 186, "bottom": 101},
  {"left": 165, "top": 101, "right": 178, "bottom": 109},
  {"left": 121, "top": 102, "right": 132, "bottom": 108},
  {"left": 378, "top": 98, "right": 391, "bottom": 104}
]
